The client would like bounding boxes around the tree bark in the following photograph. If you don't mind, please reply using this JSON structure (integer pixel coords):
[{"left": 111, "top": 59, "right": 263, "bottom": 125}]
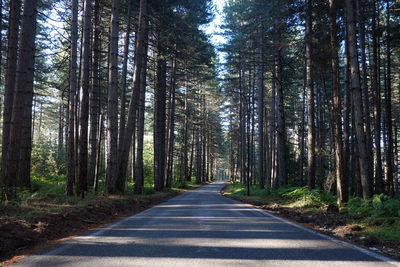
[
  {"left": 188, "top": 132, "right": 195, "bottom": 181},
  {"left": 154, "top": 54, "right": 167, "bottom": 191},
  {"left": 269, "top": 65, "right": 276, "bottom": 188},
  {"left": 119, "top": 0, "right": 133, "bottom": 153},
  {"left": 166, "top": 57, "right": 177, "bottom": 188},
  {"left": 106, "top": 0, "right": 121, "bottom": 194},
  {"left": 88, "top": 0, "right": 101, "bottom": 190},
  {"left": 275, "top": 50, "right": 287, "bottom": 188},
  {"left": 77, "top": 0, "right": 93, "bottom": 197},
  {"left": 329, "top": 0, "right": 347, "bottom": 205},
  {"left": 384, "top": 1, "right": 394, "bottom": 195},
  {"left": 133, "top": 24, "right": 148, "bottom": 195},
  {"left": 93, "top": 113, "right": 103, "bottom": 192},
  {"left": 0, "top": 0, "right": 2, "bottom": 99},
  {"left": 195, "top": 129, "right": 202, "bottom": 184},
  {"left": 67, "top": 0, "right": 78, "bottom": 196},
  {"left": 305, "top": 0, "right": 316, "bottom": 189},
  {"left": 356, "top": 0, "right": 373, "bottom": 194},
  {"left": 117, "top": 0, "right": 148, "bottom": 188},
  {"left": 1, "top": 0, "right": 21, "bottom": 197},
  {"left": 7, "top": 0, "right": 38, "bottom": 192},
  {"left": 345, "top": 0, "right": 371, "bottom": 199},
  {"left": 372, "top": 0, "right": 383, "bottom": 193},
  {"left": 343, "top": 20, "right": 351, "bottom": 196},
  {"left": 181, "top": 78, "right": 189, "bottom": 183},
  {"left": 258, "top": 40, "right": 265, "bottom": 188}
]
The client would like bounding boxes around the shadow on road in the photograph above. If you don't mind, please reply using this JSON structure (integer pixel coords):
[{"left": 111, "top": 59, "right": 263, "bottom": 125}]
[{"left": 29, "top": 182, "right": 393, "bottom": 265}]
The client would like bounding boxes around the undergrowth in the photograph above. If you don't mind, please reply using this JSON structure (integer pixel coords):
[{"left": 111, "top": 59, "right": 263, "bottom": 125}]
[
  {"left": 225, "top": 182, "right": 400, "bottom": 242},
  {"left": 344, "top": 194, "right": 400, "bottom": 241},
  {"left": 224, "top": 182, "right": 335, "bottom": 207},
  {"left": 1, "top": 174, "right": 202, "bottom": 222}
]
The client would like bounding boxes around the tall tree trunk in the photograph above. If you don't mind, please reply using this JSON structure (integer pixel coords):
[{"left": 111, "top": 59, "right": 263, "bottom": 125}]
[
  {"left": 7, "top": 0, "right": 38, "bottom": 193},
  {"left": 329, "top": 0, "right": 347, "bottom": 205},
  {"left": 240, "top": 67, "right": 247, "bottom": 187},
  {"left": 345, "top": 0, "right": 371, "bottom": 199},
  {"left": 154, "top": 54, "right": 167, "bottom": 191},
  {"left": 356, "top": 0, "right": 373, "bottom": 193},
  {"left": 258, "top": 41, "right": 265, "bottom": 188},
  {"left": 93, "top": 113, "right": 103, "bottom": 192},
  {"left": 0, "top": 0, "right": 3, "bottom": 147},
  {"left": 269, "top": 66, "right": 276, "bottom": 188},
  {"left": 188, "top": 132, "right": 195, "bottom": 181},
  {"left": 117, "top": 0, "right": 148, "bottom": 186},
  {"left": 166, "top": 57, "right": 177, "bottom": 188},
  {"left": 275, "top": 50, "right": 287, "bottom": 188},
  {"left": 195, "top": 129, "right": 202, "bottom": 184},
  {"left": 246, "top": 70, "right": 252, "bottom": 186},
  {"left": 299, "top": 72, "right": 306, "bottom": 186},
  {"left": 181, "top": 79, "right": 189, "bottom": 183},
  {"left": 202, "top": 93, "right": 207, "bottom": 183},
  {"left": 343, "top": 20, "right": 351, "bottom": 196},
  {"left": 133, "top": 25, "right": 148, "bottom": 195},
  {"left": 384, "top": 1, "right": 394, "bottom": 195},
  {"left": 77, "top": 0, "right": 93, "bottom": 197},
  {"left": 264, "top": 105, "right": 271, "bottom": 188},
  {"left": 372, "top": 0, "right": 383, "bottom": 193},
  {"left": 88, "top": 0, "right": 101, "bottom": 190},
  {"left": 106, "top": 0, "right": 120, "bottom": 194},
  {"left": 305, "top": 0, "right": 316, "bottom": 189},
  {"left": 0, "top": 0, "right": 2, "bottom": 93},
  {"left": 119, "top": 0, "right": 133, "bottom": 150},
  {"left": 315, "top": 81, "right": 323, "bottom": 187},
  {"left": 1, "top": 0, "right": 21, "bottom": 197},
  {"left": 67, "top": 0, "right": 78, "bottom": 196}
]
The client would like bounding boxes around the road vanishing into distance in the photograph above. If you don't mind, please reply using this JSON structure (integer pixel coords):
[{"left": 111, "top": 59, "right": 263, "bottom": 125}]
[{"left": 14, "top": 182, "right": 399, "bottom": 267}]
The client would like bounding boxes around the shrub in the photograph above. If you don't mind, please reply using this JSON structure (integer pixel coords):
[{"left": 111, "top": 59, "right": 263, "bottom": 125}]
[
  {"left": 346, "top": 194, "right": 400, "bottom": 219},
  {"left": 274, "top": 186, "right": 336, "bottom": 206}
]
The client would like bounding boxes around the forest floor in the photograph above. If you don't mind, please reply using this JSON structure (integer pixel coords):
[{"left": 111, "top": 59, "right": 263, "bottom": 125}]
[
  {"left": 222, "top": 183, "right": 400, "bottom": 260},
  {"left": 0, "top": 182, "right": 203, "bottom": 265}
]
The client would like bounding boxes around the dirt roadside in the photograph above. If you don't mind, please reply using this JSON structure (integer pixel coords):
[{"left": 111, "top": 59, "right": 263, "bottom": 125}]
[
  {"left": 0, "top": 190, "right": 180, "bottom": 266},
  {"left": 221, "top": 188, "right": 400, "bottom": 260}
]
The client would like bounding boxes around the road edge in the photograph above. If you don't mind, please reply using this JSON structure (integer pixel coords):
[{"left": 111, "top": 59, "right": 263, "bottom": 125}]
[{"left": 222, "top": 193, "right": 400, "bottom": 266}]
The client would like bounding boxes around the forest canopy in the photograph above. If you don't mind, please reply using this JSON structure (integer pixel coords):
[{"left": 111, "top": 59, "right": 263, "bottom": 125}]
[
  {"left": 0, "top": 0, "right": 226, "bottom": 199},
  {"left": 0, "top": 0, "right": 398, "bottom": 207}
]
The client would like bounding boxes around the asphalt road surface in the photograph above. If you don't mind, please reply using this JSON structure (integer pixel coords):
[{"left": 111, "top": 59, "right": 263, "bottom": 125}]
[{"left": 14, "top": 182, "right": 399, "bottom": 267}]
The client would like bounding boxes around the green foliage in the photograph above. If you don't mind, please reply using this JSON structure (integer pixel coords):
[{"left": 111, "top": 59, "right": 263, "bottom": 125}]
[
  {"left": 273, "top": 186, "right": 336, "bottom": 206},
  {"left": 226, "top": 183, "right": 336, "bottom": 208},
  {"left": 346, "top": 194, "right": 400, "bottom": 219},
  {"left": 345, "top": 194, "right": 400, "bottom": 241},
  {"left": 361, "top": 222, "right": 400, "bottom": 242},
  {"left": 143, "top": 138, "right": 154, "bottom": 180},
  {"left": 172, "top": 181, "right": 188, "bottom": 189},
  {"left": 142, "top": 187, "right": 156, "bottom": 195},
  {"left": 19, "top": 174, "right": 66, "bottom": 201},
  {"left": 31, "top": 138, "right": 64, "bottom": 178},
  {"left": 224, "top": 182, "right": 245, "bottom": 195}
]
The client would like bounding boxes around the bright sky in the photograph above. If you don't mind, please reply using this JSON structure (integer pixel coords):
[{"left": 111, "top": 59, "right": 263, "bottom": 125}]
[
  {"left": 201, "top": 0, "right": 230, "bottom": 128},
  {"left": 202, "top": 0, "right": 227, "bottom": 47}
]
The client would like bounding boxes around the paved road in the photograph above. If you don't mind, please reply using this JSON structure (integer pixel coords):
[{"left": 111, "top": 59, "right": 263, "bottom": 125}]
[{"left": 14, "top": 182, "right": 398, "bottom": 266}]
